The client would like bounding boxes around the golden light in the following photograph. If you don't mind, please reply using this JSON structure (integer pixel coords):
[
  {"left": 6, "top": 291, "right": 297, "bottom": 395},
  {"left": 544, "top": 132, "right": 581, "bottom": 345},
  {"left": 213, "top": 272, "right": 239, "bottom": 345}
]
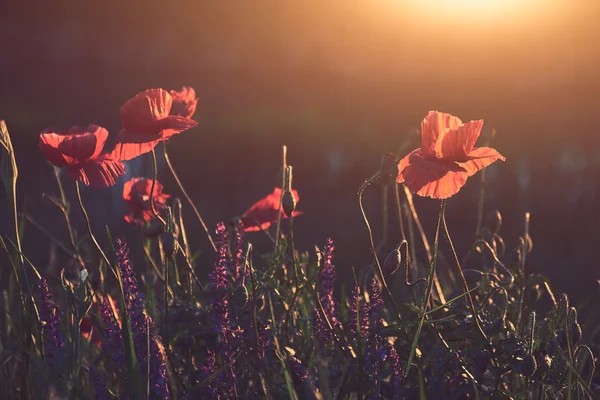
[{"left": 400, "top": 0, "right": 562, "bottom": 26}]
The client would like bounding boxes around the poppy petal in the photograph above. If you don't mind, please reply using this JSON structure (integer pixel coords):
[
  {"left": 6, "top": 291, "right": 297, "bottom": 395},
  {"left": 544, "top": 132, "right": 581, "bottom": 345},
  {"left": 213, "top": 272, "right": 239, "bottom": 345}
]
[
  {"left": 123, "top": 177, "right": 170, "bottom": 225},
  {"left": 397, "top": 150, "right": 468, "bottom": 199},
  {"left": 242, "top": 211, "right": 303, "bottom": 232},
  {"left": 120, "top": 88, "right": 172, "bottom": 134},
  {"left": 440, "top": 119, "right": 484, "bottom": 159},
  {"left": 39, "top": 125, "right": 109, "bottom": 166},
  {"left": 456, "top": 147, "right": 506, "bottom": 177},
  {"left": 170, "top": 86, "right": 198, "bottom": 119},
  {"left": 241, "top": 188, "right": 302, "bottom": 232},
  {"left": 421, "top": 111, "right": 462, "bottom": 158},
  {"left": 155, "top": 115, "right": 198, "bottom": 140},
  {"left": 111, "top": 129, "right": 162, "bottom": 161},
  {"left": 68, "top": 154, "right": 125, "bottom": 188}
]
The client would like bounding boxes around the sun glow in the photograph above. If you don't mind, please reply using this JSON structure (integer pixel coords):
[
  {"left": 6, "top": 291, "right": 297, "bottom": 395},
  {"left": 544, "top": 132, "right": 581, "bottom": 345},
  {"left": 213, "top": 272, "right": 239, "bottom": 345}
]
[{"left": 401, "top": 0, "right": 559, "bottom": 25}]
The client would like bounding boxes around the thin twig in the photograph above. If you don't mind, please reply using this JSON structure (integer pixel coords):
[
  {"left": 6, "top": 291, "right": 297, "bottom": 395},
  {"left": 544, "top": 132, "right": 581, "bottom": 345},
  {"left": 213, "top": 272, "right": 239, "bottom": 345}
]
[
  {"left": 441, "top": 209, "right": 489, "bottom": 342},
  {"left": 75, "top": 182, "right": 112, "bottom": 271},
  {"left": 162, "top": 142, "right": 217, "bottom": 253},
  {"left": 402, "top": 185, "right": 446, "bottom": 303},
  {"left": 274, "top": 145, "right": 287, "bottom": 251},
  {"left": 149, "top": 149, "right": 167, "bottom": 227}
]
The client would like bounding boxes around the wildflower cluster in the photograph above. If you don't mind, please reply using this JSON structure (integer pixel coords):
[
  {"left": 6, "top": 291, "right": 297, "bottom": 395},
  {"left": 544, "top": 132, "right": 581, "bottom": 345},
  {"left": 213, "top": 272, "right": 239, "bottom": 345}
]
[{"left": 0, "top": 105, "right": 594, "bottom": 400}]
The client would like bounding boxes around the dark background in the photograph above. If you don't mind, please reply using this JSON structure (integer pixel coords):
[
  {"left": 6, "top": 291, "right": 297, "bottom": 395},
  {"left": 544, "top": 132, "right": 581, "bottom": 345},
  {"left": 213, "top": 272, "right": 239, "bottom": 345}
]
[{"left": 1, "top": 2, "right": 599, "bottom": 327}]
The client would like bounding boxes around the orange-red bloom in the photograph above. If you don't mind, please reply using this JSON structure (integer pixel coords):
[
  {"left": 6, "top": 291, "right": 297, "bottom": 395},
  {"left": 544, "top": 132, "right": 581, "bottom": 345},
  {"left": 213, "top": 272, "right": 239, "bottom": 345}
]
[
  {"left": 39, "top": 125, "right": 125, "bottom": 188},
  {"left": 112, "top": 88, "right": 198, "bottom": 161},
  {"left": 79, "top": 317, "right": 102, "bottom": 349},
  {"left": 241, "top": 188, "right": 303, "bottom": 232},
  {"left": 396, "top": 111, "right": 506, "bottom": 199},
  {"left": 123, "top": 177, "right": 170, "bottom": 225},
  {"left": 170, "top": 86, "right": 198, "bottom": 119}
]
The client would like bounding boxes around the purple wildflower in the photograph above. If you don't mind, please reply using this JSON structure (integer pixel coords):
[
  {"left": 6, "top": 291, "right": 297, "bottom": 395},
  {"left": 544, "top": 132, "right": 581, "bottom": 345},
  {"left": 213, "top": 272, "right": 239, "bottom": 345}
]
[
  {"left": 114, "top": 240, "right": 170, "bottom": 398},
  {"left": 231, "top": 224, "right": 245, "bottom": 283},
  {"left": 39, "top": 278, "right": 64, "bottom": 365},
  {"left": 100, "top": 296, "right": 123, "bottom": 365},
  {"left": 207, "top": 223, "right": 238, "bottom": 398},
  {"left": 199, "top": 350, "right": 218, "bottom": 398},
  {"left": 209, "top": 223, "right": 231, "bottom": 334},
  {"left": 115, "top": 240, "right": 146, "bottom": 337},
  {"left": 149, "top": 334, "right": 170, "bottom": 399},
  {"left": 290, "top": 356, "right": 308, "bottom": 382},
  {"left": 89, "top": 365, "right": 111, "bottom": 400},
  {"left": 314, "top": 238, "right": 342, "bottom": 343}
]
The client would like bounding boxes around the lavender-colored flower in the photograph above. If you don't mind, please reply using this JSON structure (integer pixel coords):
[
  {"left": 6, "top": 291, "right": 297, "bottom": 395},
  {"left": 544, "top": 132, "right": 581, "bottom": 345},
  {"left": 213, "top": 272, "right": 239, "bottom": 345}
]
[
  {"left": 314, "top": 238, "right": 342, "bottom": 343},
  {"left": 209, "top": 223, "right": 231, "bottom": 334},
  {"left": 89, "top": 364, "right": 111, "bottom": 400},
  {"left": 116, "top": 239, "right": 146, "bottom": 336},
  {"left": 100, "top": 296, "right": 123, "bottom": 365},
  {"left": 349, "top": 286, "right": 371, "bottom": 343},
  {"left": 113, "top": 240, "right": 171, "bottom": 399},
  {"left": 290, "top": 356, "right": 308, "bottom": 383},
  {"left": 199, "top": 350, "right": 218, "bottom": 398},
  {"left": 231, "top": 224, "right": 245, "bottom": 283},
  {"left": 39, "top": 278, "right": 64, "bottom": 365},
  {"left": 149, "top": 334, "right": 170, "bottom": 399}
]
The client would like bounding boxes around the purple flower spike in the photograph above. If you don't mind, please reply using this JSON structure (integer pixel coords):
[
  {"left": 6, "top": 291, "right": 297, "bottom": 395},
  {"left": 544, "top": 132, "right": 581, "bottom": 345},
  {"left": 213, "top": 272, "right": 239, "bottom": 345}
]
[
  {"left": 39, "top": 278, "right": 64, "bottom": 365},
  {"left": 314, "top": 238, "right": 342, "bottom": 343},
  {"left": 89, "top": 365, "right": 111, "bottom": 400}
]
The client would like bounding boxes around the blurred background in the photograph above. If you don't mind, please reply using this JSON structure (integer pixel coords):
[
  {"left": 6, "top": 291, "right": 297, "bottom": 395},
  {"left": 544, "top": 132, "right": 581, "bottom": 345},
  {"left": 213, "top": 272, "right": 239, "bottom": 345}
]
[{"left": 1, "top": 1, "right": 599, "bottom": 324}]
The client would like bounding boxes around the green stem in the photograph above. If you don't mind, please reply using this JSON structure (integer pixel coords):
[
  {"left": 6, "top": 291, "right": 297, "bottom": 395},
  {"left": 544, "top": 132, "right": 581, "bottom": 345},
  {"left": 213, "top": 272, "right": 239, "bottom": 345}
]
[
  {"left": 162, "top": 143, "right": 217, "bottom": 253},
  {"left": 274, "top": 145, "right": 287, "bottom": 251},
  {"left": 52, "top": 167, "right": 86, "bottom": 269},
  {"left": 404, "top": 199, "right": 444, "bottom": 378},
  {"left": 441, "top": 207, "right": 488, "bottom": 342},
  {"left": 75, "top": 181, "right": 112, "bottom": 270},
  {"left": 358, "top": 173, "right": 402, "bottom": 323},
  {"left": 393, "top": 182, "right": 406, "bottom": 241},
  {"left": 375, "top": 184, "right": 389, "bottom": 255},
  {"left": 149, "top": 149, "right": 167, "bottom": 227},
  {"left": 164, "top": 257, "right": 169, "bottom": 350},
  {"left": 403, "top": 185, "right": 446, "bottom": 303}
]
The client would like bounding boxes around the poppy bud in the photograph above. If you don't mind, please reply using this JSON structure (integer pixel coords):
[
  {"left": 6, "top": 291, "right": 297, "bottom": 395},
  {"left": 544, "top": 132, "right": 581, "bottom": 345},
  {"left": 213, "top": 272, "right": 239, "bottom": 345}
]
[
  {"left": 379, "top": 152, "right": 397, "bottom": 185},
  {"left": 463, "top": 269, "right": 485, "bottom": 285},
  {"left": 522, "top": 353, "right": 537, "bottom": 377},
  {"left": 487, "top": 210, "right": 502, "bottom": 234},
  {"left": 569, "top": 307, "right": 582, "bottom": 345},
  {"left": 282, "top": 190, "right": 296, "bottom": 218},
  {"left": 383, "top": 248, "right": 401, "bottom": 276},
  {"left": 162, "top": 231, "right": 178, "bottom": 260}
]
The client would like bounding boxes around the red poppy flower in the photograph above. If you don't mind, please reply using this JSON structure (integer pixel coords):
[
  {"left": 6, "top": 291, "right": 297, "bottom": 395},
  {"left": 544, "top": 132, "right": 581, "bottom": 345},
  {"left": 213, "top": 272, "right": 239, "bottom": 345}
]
[
  {"left": 80, "top": 317, "right": 102, "bottom": 349},
  {"left": 112, "top": 88, "right": 198, "bottom": 161},
  {"left": 396, "top": 111, "right": 506, "bottom": 199},
  {"left": 170, "top": 86, "right": 198, "bottom": 119},
  {"left": 39, "top": 125, "right": 125, "bottom": 188},
  {"left": 241, "top": 188, "right": 303, "bottom": 232},
  {"left": 123, "top": 177, "right": 170, "bottom": 225}
]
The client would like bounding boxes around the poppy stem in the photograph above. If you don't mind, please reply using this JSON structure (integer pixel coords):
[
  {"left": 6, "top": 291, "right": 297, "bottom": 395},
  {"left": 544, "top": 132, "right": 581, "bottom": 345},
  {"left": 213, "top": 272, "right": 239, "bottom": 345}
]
[
  {"left": 274, "top": 145, "right": 287, "bottom": 252},
  {"left": 441, "top": 205, "right": 489, "bottom": 342},
  {"left": 403, "top": 186, "right": 447, "bottom": 303},
  {"left": 393, "top": 182, "right": 406, "bottom": 242},
  {"left": 357, "top": 173, "right": 403, "bottom": 324},
  {"left": 162, "top": 143, "right": 217, "bottom": 254},
  {"left": 403, "top": 198, "right": 444, "bottom": 378},
  {"left": 51, "top": 166, "right": 86, "bottom": 270},
  {"left": 149, "top": 149, "right": 167, "bottom": 227},
  {"left": 74, "top": 181, "right": 112, "bottom": 272},
  {"left": 375, "top": 184, "right": 389, "bottom": 255}
]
